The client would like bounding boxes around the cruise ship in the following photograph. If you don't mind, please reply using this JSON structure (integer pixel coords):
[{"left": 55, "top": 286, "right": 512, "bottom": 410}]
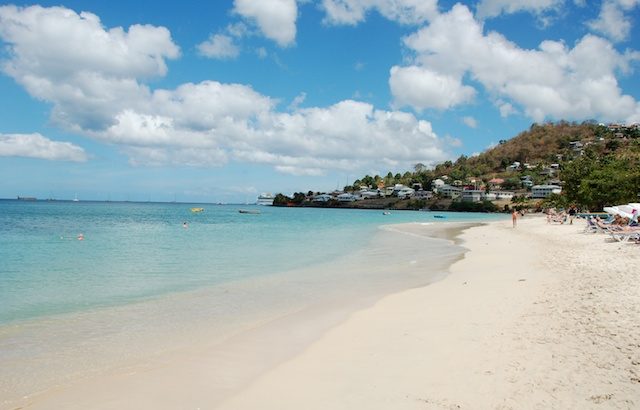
[{"left": 256, "top": 193, "right": 275, "bottom": 206}]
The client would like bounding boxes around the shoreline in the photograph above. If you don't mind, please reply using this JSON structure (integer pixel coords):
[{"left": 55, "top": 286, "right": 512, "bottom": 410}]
[
  {"left": 2, "top": 221, "right": 474, "bottom": 410},
  {"left": 220, "top": 216, "right": 640, "bottom": 409},
  {"left": 9, "top": 216, "right": 638, "bottom": 409}
]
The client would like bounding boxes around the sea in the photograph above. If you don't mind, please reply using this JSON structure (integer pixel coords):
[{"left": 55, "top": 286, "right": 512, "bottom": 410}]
[{"left": 0, "top": 200, "right": 507, "bottom": 406}]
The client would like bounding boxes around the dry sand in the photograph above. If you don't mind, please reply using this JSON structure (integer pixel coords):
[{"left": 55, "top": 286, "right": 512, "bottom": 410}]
[
  {"left": 18, "top": 216, "right": 640, "bottom": 409},
  {"left": 220, "top": 216, "right": 640, "bottom": 409}
]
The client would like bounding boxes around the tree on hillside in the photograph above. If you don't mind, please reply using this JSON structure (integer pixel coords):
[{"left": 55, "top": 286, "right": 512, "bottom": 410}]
[{"left": 562, "top": 154, "right": 640, "bottom": 210}]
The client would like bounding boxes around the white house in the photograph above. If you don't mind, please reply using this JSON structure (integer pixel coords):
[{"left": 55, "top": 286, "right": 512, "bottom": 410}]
[
  {"left": 337, "top": 193, "right": 357, "bottom": 202},
  {"left": 461, "top": 190, "right": 514, "bottom": 202},
  {"left": 414, "top": 190, "right": 433, "bottom": 200},
  {"left": 461, "top": 190, "right": 484, "bottom": 202},
  {"left": 483, "top": 192, "right": 497, "bottom": 201},
  {"left": 507, "top": 161, "right": 521, "bottom": 171},
  {"left": 431, "top": 178, "right": 445, "bottom": 190},
  {"left": 359, "top": 190, "right": 380, "bottom": 199},
  {"left": 439, "top": 184, "right": 462, "bottom": 198},
  {"left": 390, "top": 184, "right": 415, "bottom": 198},
  {"left": 532, "top": 185, "right": 562, "bottom": 198},
  {"left": 494, "top": 191, "right": 514, "bottom": 201},
  {"left": 313, "top": 194, "right": 333, "bottom": 202}
]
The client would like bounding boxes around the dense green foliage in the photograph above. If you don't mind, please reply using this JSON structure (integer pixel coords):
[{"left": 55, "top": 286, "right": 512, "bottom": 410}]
[
  {"left": 448, "top": 200, "right": 498, "bottom": 212},
  {"left": 562, "top": 152, "right": 640, "bottom": 210},
  {"left": 273, "top": 192, "right": 307, "bottom": 206}
]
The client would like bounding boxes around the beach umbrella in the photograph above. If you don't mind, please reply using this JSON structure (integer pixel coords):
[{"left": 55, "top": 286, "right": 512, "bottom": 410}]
[
  {"left": 604, "top": 206, "right": 634, "bottom": 219},
  {"left": 616, "top": 205, "right": 636, "bottom": 218}
]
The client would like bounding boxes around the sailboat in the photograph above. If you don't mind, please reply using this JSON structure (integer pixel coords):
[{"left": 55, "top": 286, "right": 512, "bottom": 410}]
[{"left": 73, "top": 193, "right": 79, "bottom": 202}]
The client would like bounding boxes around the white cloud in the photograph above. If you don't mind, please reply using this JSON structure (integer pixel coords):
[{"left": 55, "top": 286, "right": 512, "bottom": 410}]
[
  {"left": 0, "top": 133, "right": 87, "bottom": 161},
  {"left": 197, "top": 34, "right": 240, "bottom": 59},
  {"left": 321, "top": 0, "right": 438, "bottom": 25},
  {"left": 233, "top": 0, "right": 297, "bottom": 47},
  {"left": 390, "top": 66, "right": 476, "bottom": 111},
  {"left": 497, "top": 101, "right": 518, "bottom": 117},
  {"left": 0, "top": 5, "right": 450, "bottom": 175},
  {"left": 391, "top": 4, "right": 640, "bottom": 123},
  {"left": 462, "top": 116, "right": 478, "bottom": 128},
  {"left": 288, "top": 92, "right": 307, "bottom": 111},
  {"left": 0, "top": 5, "right": 180, "bottom": 131},
  {"left": 0, "top": 5, "right": 179, "bottom": 79},
  {"left": 587, "top": 0, "right": 640, "bottom": 42},
  {"left": 475, "top": 0, "right": 563, "bottom": 19},
  {"left": 197, "top": 22, "right": 248, "bottom": 60}
]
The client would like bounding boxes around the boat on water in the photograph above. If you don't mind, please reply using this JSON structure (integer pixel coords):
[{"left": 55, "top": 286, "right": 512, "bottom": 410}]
[
  {"left": 17, "top": 196, "right": 37, "bottom": 201},
  {"left": 191, "top": 207, "right": 204, "bottom": 213},
  {"left": 239, "top": 209, "right": 261, "bottom": 214},
  {"left": 433, "top": 215, "right": 446, "bottom": 219},
  {"left": 256, "top": 193, "right": 275, "bottom": 206}
]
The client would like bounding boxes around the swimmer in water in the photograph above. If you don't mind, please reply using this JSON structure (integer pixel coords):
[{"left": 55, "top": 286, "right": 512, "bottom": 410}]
[
  {"left": 77, "top": 233, "right": 84, "bottom": 240},
  {"left": 183, "top": 222, "right": 188, "bottom": 229}
]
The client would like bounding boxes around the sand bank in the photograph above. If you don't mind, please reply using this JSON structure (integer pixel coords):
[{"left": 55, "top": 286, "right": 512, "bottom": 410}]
[{"left": 221, "top": 217, "right": 640, "bottom": 409}]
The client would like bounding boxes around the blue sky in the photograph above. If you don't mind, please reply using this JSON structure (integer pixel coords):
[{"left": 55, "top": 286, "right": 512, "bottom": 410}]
[{"left": 1, "top": 0, "right": 639, "bottom": 203}]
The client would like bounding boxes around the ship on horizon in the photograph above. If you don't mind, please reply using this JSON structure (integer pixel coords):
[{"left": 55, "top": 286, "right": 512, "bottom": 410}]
[{"left": 256, "top": 193, "right": 274, "bottom": 206}]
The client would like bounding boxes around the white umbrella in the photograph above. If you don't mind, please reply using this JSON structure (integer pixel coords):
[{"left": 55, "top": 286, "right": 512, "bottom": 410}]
[{"left": 604, "top": 205, "right": 634, "bottom": 219}]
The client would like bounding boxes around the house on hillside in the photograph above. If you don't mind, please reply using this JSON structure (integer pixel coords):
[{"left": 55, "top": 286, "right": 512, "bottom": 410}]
[
  {"left": 488, "top": 178, "right": 504, "bottom": 189},
  {"left": 439, "top": 184, "right": 462, "bottom": 199},
  {"left": 506, "top": 161, "right": 521, "bottom": 172},
  {"left": 337, "top": 193, "right": 357, "bottom": 202},
  {"left": 494, "top": 191, "right": 514, "bottom": 201},
  {"left": 531, "top": 185, "right": 562, "bottom": 198},
  {"left": 313, "top": 194, "right": 333, "bottom": 202},
  {"left": 359, "top": 189, "right": 381, "bottom": 199},
  {"left": 460, "top": 190, "right": 513, "bottom": 202},
  {"left": 461, "top": 190, "right": 483, "bottom": 202},
  {"left": 414, "top": 190, "right": 433, "bottom": 200},
  {"left": 431, "top": 178, "right": 445, "bottom": 191}
]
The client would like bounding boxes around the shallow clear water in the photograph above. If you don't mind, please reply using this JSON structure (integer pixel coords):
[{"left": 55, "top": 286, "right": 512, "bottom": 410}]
[
  {"left": 0, "top": 200, "right": 508, "bottom": 406},
  {"left": 0, "top": 200, "right": 505, "bottom": 325}
]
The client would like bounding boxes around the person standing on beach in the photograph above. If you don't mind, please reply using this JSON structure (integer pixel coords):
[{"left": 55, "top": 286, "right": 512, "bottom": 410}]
[
  {"left": 568, "top": 206, "right": 577, "bottom": 225},
  {"left": 512, "top": 209, "right": 518, "bottom": 228}
]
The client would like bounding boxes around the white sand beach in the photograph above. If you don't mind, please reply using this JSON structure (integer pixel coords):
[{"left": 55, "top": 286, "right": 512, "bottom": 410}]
[
  {"left": 220, "top": 216, "right": 640, "bottom": 409},
  {"left": 17, "top": 216, "right": 640, "bottom": 409}
]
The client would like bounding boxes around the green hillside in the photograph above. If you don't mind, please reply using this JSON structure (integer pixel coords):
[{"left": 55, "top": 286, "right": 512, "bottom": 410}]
[
  {"left": 353, "top": 121, "right": 640, "bottom": 210},
  {"left": 276, "top": 121, "right": 640, "bottom": 211}
]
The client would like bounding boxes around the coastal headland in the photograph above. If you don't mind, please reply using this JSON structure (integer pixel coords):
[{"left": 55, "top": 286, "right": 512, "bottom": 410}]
[{"left": 8, "top": 216, "right": 640, "bottom": 409}]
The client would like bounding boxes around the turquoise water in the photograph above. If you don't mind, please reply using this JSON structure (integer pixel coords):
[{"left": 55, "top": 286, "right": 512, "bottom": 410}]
[
  {"left": 1, "top": 200, "right": 510, "bottom": 405},
  {"left": 0, "top": 200, "right": 505, "bottom": 325}
]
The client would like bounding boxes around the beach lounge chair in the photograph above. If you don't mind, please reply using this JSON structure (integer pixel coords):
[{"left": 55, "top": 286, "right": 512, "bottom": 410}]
[{"left": 608, "top": 229, "right": 640, "bottom": 243}]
